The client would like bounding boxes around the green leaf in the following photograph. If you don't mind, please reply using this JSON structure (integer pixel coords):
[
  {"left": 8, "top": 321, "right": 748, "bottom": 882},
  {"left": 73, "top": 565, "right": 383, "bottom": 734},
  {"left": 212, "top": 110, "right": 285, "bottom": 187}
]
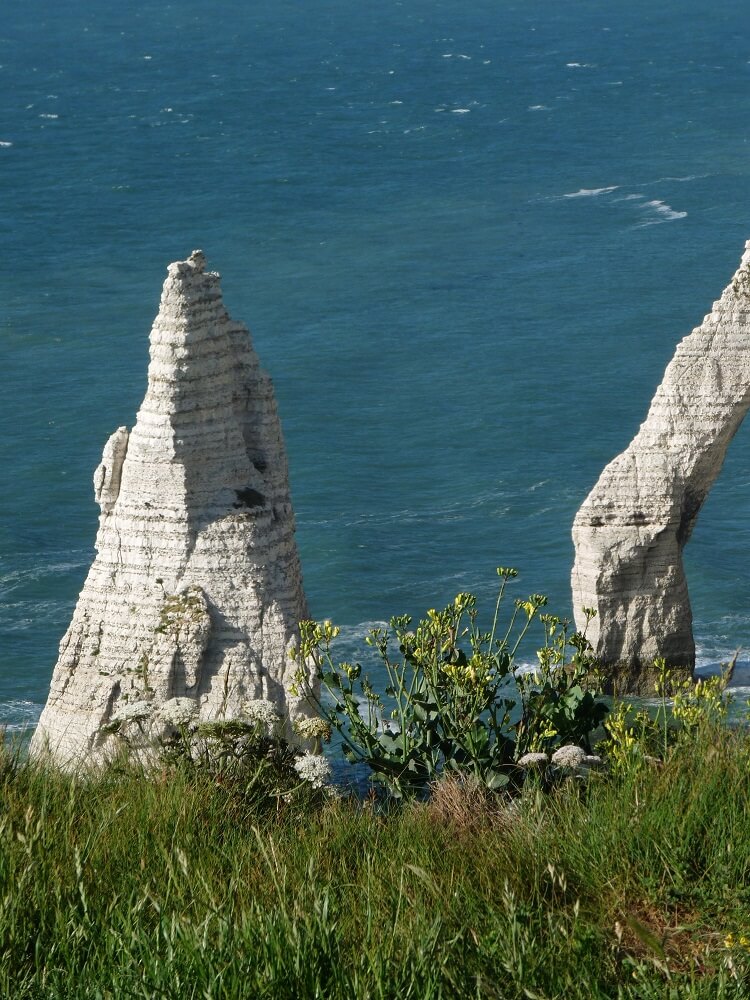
[
  {"left": 485, "top": 770, "right": 510, "bottom": 790},
  {"left": 412, "top": 699, "right": 439, "bottom": 724},
  {"left": 376, "top": 732, "right": 403, "bottom": 754},
  {"left": 564, "top": 685, "right": 585, "bottom": 705},
  {"left": 623, "top": 915, "right": 666, "bottom": 961}
]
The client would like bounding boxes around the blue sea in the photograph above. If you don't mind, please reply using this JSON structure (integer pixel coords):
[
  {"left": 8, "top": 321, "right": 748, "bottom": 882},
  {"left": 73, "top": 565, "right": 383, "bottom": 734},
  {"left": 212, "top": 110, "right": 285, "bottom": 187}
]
[{"left": 3, "top": 0, "right": 750, "bottom": 735}]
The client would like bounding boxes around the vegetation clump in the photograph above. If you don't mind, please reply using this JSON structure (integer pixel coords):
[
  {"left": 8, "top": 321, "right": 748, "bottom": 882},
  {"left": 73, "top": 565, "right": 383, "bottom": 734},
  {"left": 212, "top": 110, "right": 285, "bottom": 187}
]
[
  {"left": 291, "top": 569, "right": 608, "bottom": 798},
  {"left": 0, "top": 687, "right": 748, "bottom": 998},
  {"left": 1, "top": 572, "right": 746, "bottom": 998}
]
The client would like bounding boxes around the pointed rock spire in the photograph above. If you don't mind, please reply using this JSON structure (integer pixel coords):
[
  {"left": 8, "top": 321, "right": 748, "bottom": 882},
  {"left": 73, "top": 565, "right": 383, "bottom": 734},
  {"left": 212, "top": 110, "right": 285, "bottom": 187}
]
[
  {"left": 572, "top": 241, "right": 750, "bottom": 691},
  {"left": 32, "top": 251, "right": 310, "bottom": 763}
]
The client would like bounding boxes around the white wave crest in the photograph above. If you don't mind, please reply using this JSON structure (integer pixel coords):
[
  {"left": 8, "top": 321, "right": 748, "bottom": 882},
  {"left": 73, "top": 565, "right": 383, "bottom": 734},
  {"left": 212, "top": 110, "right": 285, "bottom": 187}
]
[
  {"left": 636, "top": 199, "right": 687, "bottom": 227},
  {"left": 563, "top": 186, "right": 619, "bottom": 198},
  {"left": 648, "top": 174, "right": 707, "bottom": 183}
]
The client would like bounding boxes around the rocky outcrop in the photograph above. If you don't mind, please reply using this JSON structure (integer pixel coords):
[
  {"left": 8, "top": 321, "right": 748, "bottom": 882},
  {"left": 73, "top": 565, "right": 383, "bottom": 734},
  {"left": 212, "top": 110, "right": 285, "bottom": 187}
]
[
  {"left": 31, "top": 251, "right": 310, "bottom": 764},
  {"left": 572, "top": 241, "right": 750, "bottom": 692}
]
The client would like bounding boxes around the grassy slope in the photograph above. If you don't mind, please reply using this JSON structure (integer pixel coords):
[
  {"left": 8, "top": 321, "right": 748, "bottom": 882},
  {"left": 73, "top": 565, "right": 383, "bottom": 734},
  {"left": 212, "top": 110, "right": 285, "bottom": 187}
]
[{"left": 1, "top": 728, "right": 750, "bottom": 999}]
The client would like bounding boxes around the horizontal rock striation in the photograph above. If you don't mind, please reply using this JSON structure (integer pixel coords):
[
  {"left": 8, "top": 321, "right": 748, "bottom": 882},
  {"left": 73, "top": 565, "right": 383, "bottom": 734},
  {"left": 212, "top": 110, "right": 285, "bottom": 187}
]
[
  {"left": 572, "top": 241, "right": 750, "bottom": 692},
  {"left": 32, "top": 251, "right": 310, "bottom": 764}
]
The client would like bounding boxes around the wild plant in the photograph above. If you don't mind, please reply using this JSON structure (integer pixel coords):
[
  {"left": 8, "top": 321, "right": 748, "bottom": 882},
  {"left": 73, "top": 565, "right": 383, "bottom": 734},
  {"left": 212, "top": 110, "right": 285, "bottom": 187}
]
[
  {"left": 666, "top": 664, "right": 734, "bottom": 731},
  {"left": 290, "top": 568, "right": 607, "bottom": 798},
  {"left": 514, "top": 608, "right": 607, "bottom": 756},
  {"left": 105, "top": 696, "right": 332, "bottom": 814},
  {"left": 601, "top": 655, "right": 735, "bottom": 770},
  {"left": 599, "top": 700, "right": 655, "bottom": 773},
  {"left": 165, "top": 713, "right": 333, "bottom": 814}
]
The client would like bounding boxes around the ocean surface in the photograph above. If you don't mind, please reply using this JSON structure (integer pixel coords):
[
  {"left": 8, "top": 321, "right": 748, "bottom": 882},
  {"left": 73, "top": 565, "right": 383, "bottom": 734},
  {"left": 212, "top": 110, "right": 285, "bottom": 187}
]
[{"left": 3, "top": 0, "right": 750, "bottom": 736}]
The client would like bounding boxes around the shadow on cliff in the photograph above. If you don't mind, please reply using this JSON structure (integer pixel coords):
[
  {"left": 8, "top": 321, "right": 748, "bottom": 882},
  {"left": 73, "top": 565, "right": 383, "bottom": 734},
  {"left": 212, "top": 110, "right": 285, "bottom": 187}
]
[{"left": 192, "top": 595, "right": 291, "bottom": 712}]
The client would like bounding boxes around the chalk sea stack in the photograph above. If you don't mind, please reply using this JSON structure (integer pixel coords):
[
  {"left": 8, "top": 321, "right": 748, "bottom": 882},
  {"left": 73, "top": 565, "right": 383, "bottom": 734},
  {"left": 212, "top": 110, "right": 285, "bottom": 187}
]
[
  {"left": 572, "top": 241, "right": 750, "bottom": 692},
  {"left": 31, "top": 251, "right": 309, "bottom": 764}
]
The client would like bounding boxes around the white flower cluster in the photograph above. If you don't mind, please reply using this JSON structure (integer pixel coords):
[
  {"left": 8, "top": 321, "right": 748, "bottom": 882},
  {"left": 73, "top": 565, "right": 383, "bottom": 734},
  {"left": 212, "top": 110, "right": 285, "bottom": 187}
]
[
  {"left": 157, "top": 697, "right": 198, "bottom": 729},
  {"left": 293, "top": 716, "right": 332, "bottom": 742},
  {"left": 293, "top": 752, "right": 332, "bottom": 789},
  {"left": 242, "top": 698, "right": 281, "bottom": 734},
  {"left": 111, "top": 700, "right": 152, "bottom": 725}
]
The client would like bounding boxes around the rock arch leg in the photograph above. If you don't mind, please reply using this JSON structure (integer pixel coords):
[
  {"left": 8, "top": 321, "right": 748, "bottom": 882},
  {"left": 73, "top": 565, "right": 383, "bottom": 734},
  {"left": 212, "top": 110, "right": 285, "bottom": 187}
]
[{"left": 572, "top": 241, "right": 750, "bottom": 692}]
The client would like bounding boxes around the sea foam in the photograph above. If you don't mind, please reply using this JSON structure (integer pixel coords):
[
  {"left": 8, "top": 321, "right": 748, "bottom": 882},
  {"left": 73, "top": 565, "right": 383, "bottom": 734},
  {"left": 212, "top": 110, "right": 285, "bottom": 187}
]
[
  {"left": 636, "top": 199, "right": 687, "bottom": 226},
  {"left": 0, "top": 699, "right": 42, "bottom": 732},
  {"left": 563, "top": 186, "right": 619, "bottom": 198}
]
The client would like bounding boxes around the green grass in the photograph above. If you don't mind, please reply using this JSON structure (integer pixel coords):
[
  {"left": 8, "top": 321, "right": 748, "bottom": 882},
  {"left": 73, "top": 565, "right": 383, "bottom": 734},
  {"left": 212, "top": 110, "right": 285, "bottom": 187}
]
[{"left": 1, "top": 726, "right": 750, "bottom": 999}]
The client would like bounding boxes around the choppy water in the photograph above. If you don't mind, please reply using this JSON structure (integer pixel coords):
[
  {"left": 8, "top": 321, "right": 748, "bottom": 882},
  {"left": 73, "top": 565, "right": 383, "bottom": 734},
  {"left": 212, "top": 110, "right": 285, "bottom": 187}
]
[{"left": 2, "top": 0, "right": 750, "bottom": 735}]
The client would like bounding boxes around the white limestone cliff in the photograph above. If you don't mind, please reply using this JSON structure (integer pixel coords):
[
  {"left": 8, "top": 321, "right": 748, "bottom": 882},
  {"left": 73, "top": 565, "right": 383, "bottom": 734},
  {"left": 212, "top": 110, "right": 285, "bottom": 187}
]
[
  {"left": 31, "top": 251, "right": 310, "bottom": 763},
  {"left": 572, "top": 240, "right": 750, "bottom": 691}
]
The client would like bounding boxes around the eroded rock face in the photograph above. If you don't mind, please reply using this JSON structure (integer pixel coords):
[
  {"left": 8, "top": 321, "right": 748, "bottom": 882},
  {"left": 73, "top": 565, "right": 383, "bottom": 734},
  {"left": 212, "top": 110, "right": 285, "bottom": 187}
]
[
  {"left": 32, "top": 251, "right": 310, "bottom": 763},
  {"left": 572, "top": 241, "right": 750, "bottom": 692}
]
